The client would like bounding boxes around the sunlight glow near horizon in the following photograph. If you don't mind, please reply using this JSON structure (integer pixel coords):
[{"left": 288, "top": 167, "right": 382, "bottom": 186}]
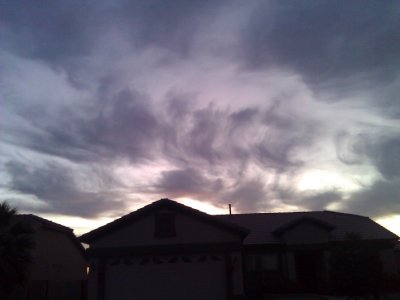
[
  {"left": 42, "top": 214, "right": 114, "bottom": 236},
  {"left": 376, "top": 215, "right": 400, "bottom": 237},
  {"left": 178, "top": 198, "right": 229, "bottom": 215}
]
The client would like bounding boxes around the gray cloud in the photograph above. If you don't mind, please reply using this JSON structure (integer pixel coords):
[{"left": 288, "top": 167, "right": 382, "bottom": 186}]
[
  {"left": 0, "top": 0, "right": 399, "bottom": 231},
  {"left": 5, "top": 160, "right": 126, "bottom": 218},
  {"left": 366, "top": 136, "right": 400, "bottom": 180},
  {"left": 155, "top": 168, "right": 223, "bottom": 198},
  {"left": 0, "top": 1, "right": 101, "bottom": 69},
  {"left": 336, "top": 131, "right": 400, "bottom": 181},
  {"left": 272, "top": 186, "right": 343, "bottom": 212},
  {"left": 119, "top": 0, "right": 226, "bottom": 56},
  {"left": 346, "top": 179, "right": 400, "bottom": 218},
  {"left": 0, "top": 0, "right": 225, "bottom": 72},
  {"left": 334, "top": 132, "right": 400, "bottom": 217},
  {"left": 5, "top": 88, "right": 160, "bottom": 163},
  {"left": 241, "top": 1, "right": 400, "bottom": 86},
  {"left": 300, "top": 190, "right": 343, "bottom": 211},
  {"left": 221, "top": 179, "right": 270, "bottom": 212}
]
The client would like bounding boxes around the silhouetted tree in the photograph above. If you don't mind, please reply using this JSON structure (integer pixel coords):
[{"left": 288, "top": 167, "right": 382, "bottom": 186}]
[
  {"left": 0, "top": 202, "right": 35, "bottom": 299},
  {"left": 329, "top": 232, "right": 382, "bottom": 299}
]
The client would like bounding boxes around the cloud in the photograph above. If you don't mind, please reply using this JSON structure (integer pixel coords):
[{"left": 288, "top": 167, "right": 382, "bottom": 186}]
[
  {"left": 3, "top": 86, "right": 161, "bottom": 163},
  {"left": 155, "top": 168, "right": 223, "bottom": 198},
  {"left": 240, "top": 1, "right": 400, "bottom": 86},
  {"left": 5, "top": 160, "right": 126, "bottom": 218},
  {"left": 346, "top": 179, "right": 400, "bottom": 218},
  {"left": 334, "top": 132, "right": 400, "bottom": 218},
  {"left": 0, "top": 0, "right": 227, "bottom": 70},
  {"left": 0, "top": 0, "right": 399, "bottom": 230},
  {"left": 300, "top": 190, "right": 343, "bottom": 211},
  {"left": 335, "top": 130, "right": 400, "bottom": 181},
  {"left": 0, "top": 1, "right": 100, "bottom": 67},
  {"left": 366, "top": 136, "right": 400, "bottom": 180},
  {"left": 220, "top": 179, "right": 270, "bottom": 212}
]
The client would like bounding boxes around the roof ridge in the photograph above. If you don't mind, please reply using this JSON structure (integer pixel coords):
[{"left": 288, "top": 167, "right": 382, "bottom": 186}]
[
  {"left": 217, "top": 210, "right": 368, "bottom": 218},
  {"left": 216, "top": 211, "right": 319, "bottom": 216},
  {"left": 17, "top": 214, "right": 73, "bottom": 232},
  {"left": 80, "top": 198, "right": 250, "bottom": 243},
  {"left": 322, "top": 210, "right": 369, "bottom": 218}
]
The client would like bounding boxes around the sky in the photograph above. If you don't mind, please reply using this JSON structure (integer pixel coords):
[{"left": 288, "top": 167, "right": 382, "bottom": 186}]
[{"left": 1, "top": 1, "right": 400, "bottom": 236}]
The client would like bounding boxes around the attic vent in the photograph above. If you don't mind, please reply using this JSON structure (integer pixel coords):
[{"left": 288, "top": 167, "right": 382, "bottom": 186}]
[{"left": 154, "top": 213, "right": 176, "bottom": 238}]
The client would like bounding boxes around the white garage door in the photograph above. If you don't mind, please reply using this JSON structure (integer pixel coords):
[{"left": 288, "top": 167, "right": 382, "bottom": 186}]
[{"left": 104, "top": 254, "right": 227, "bottom": 300}]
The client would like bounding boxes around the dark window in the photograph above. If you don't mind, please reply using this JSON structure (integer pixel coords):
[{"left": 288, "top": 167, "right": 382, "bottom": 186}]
[{"left": 154, "top": 213, "right": 176, "bottom": 238}]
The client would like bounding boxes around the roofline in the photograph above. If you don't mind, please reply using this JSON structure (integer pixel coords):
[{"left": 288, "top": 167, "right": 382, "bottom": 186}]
[
  {"left": 217, "top": 210, "right": 369, "bottom": 218},
  {"left": 18, "top": 214, "right": 73, "bottom": 233},
  {"left": 17, "top": 214, "right": 87, "bottom": 258},
  {"left": 80, "top": 199, "right": 250, "bottom": 243}
]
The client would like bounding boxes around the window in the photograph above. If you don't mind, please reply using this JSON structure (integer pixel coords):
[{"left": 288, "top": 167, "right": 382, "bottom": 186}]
[
  {"left": 154, "top": 213, "right": 176, "bottom": 238},
  {"left": 245, "top": 254, "right": 279, "bottom": 271}
]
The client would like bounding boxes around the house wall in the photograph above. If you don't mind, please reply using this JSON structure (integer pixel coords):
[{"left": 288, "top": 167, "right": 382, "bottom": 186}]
[
  {"left": 87, "top": 259, "right": 99, "bottom": 300},
  {"left": 380, "top": 248, "right": 398, "bottom": 274},
  {"left": 86, "top": 208, "right": 247, "bottom": 300},
  {"left": 30, "top": 227, "right": 87, "bottom": 281},
  {"left": 231, "top": 251, "right": 244, "bottom": 295},
  {"left": 285, "top": 251, "right": 296, "bottom": 281},
  {"left": 281, "top": 223, "right": 330, "bottom": 244},
  {"left": 92, "top": 209, "right": 242, "bottom": 248}
]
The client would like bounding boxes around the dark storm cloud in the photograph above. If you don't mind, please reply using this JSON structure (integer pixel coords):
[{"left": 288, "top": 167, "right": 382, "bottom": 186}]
[
  {"left": 366, "top": 136, "right": 400, "bottom": 180},
  {"left": 155, "top": 168, "right": 223, "bottom": 198},
  {"left": 6, "top": 88, "right": 160, "bottom": 163},
  {"left": 163, "top": 101, "right": 315, "bottom": 172},
  {"left": 0, "top": 1, "right": 99, "bottom": 66},
  {"left": 1, "top": 0, "right": 399, "bottom": 228},
  {"left": 151, "top": 101, "right": 319, "bottom": 210},
  {"left": 183, "top": 105, "right": 225, "bottom": 164},
  {"left": 254, "top": 101, "right": 317, "bottom": 171},
  {"left": 335, "top": 130, "right": 366, "bottom": 165},
  {"left": 335, "top": 132, "right": 400, "bottom": 217},
  {"left": 230, "top": 108, "right": 259, "bottom": 124},
  {"left": 347, "top": 179, "right": 400, "bottom": 218},
  {"left": 273, "top": 187, "right": 342, "bottom": 211},
  {"left": 120, "top": 0, "right": 226, "bottom": 57},
  {"left": 299, "top": 190, "right": 342, "bottom": 211},
  {"left": 336, "top": 131, "right": 400, "bottom": 181},
  {"left": 5, "top": 161, "right": 126, "bottom": 218},
  {"left": 221, "top": 179, "right": 270, "bottom": 212},
  {"left": 0, "top": 0, "right": 224, "bottom": 70},
  {"left": 241, "top": 0, "right": 400, "bottom": 86}
]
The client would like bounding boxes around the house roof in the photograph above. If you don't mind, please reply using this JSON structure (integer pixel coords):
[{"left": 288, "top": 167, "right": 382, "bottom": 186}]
[
  {"left": 17, "top": 214, "right": 73, "bottom": 233},
  {"left": 79, "top": 198, "right": 250, "bottom": 243},
  {"left": 17, "top": 214, "right": 86, "bottom": 256},
  {"left": 217, "top": 211, "right": 399, "bottom": 245},
  {"left": 272, "top": 215, "right": 336, "bottom": 236}
]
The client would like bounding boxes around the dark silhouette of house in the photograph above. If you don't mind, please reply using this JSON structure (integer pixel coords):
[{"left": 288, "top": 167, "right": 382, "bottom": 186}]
[
  {"left": 16, "top": 215, "right": 87, "bottom": 300},
  {"left": 80, "top": 198, "right": 399, "bottom": 299}
]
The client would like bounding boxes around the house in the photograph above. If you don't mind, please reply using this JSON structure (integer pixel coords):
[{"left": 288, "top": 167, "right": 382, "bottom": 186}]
[
  {"left": 80, "top": 199, "right": 399, "bottom": 299},
  {"left": 217, "top": 210, "right": 399, "bottom": 295},
  {"left": 16, "top": 215, "right": 87, "bottom": 300}
]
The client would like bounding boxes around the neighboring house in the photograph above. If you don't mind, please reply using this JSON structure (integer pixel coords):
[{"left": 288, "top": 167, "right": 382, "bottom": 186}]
[
  {"left": 395, "top": 243, "right": 400, "bottom": 274},
  {"left": 80, "top": 199, "right": 399, "bottom": 300},
  {"left": 16, "top": 215, "right": 87, "bottom": 300}
]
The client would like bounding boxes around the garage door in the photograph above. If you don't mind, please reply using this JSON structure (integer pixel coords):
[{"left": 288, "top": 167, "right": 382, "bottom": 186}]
[{"left": 104, "top": 254, "right": 227, "bottom": 300}]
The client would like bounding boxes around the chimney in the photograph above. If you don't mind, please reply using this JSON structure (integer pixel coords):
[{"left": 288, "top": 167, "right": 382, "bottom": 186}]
[{"left": 229, "top": 204, "right": 232, "bottom": 215}]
